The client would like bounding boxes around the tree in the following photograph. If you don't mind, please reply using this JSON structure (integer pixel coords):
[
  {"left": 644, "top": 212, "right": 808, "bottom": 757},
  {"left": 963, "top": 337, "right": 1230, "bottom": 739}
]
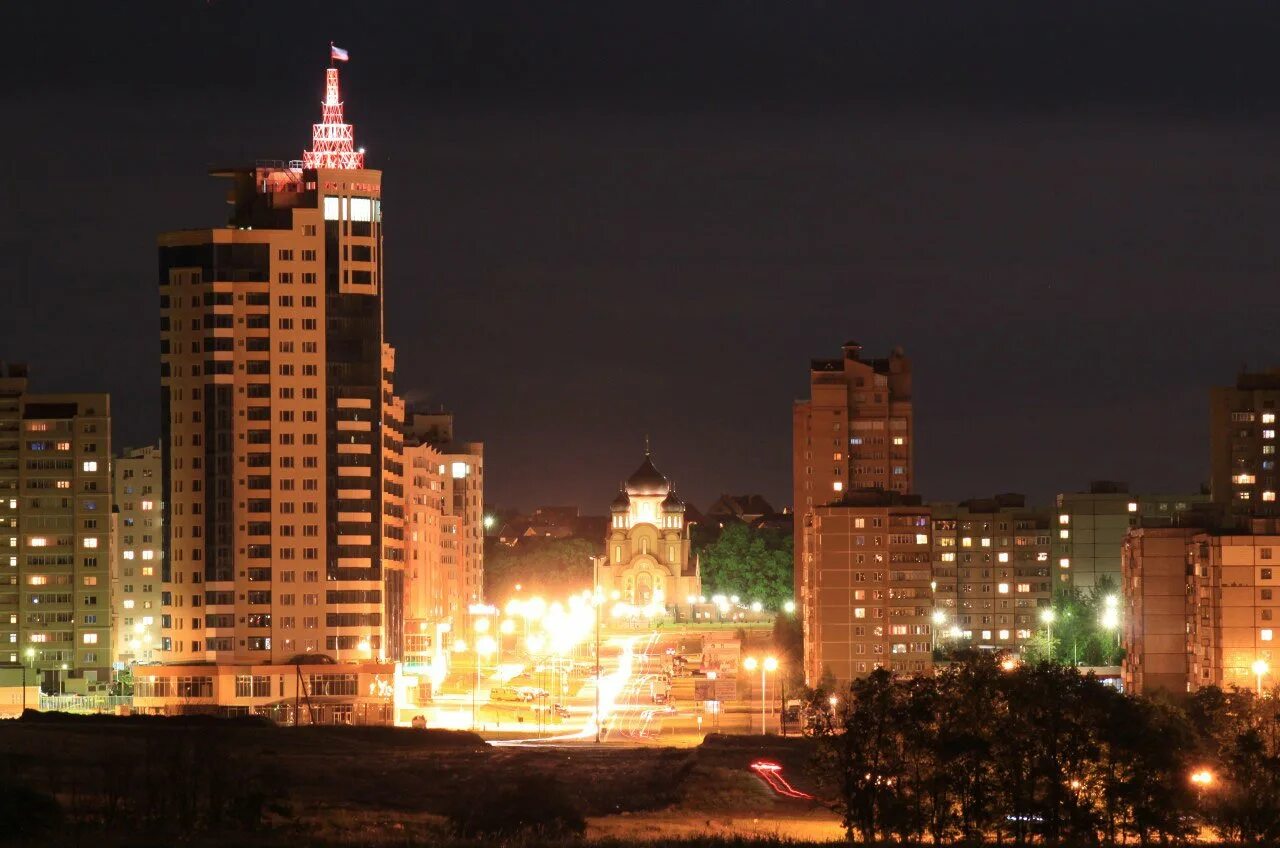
[
  {"left": 696, "top": 523, "right": 793, "bottom": 610},
  {"left": 482, "top": 537, "right": 600, "bottom": 600}
]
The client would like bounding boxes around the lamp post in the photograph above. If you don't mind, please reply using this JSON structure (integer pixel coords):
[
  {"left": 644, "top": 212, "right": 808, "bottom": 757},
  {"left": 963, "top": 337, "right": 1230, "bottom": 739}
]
[
  {"left": 743, "top": 656, "right": 778, "bottom": 735},
  {"left": 22, "top": 647, "right": 34, "bottom": 714},
  {"left": 931, "top": 610, "right": 946, "bottom": 653},
  {"left": 1252, "top": 658, "right": 1269, "bottom": 697},
  {"left": 1040, "top": 608, "right": 1056, "bottom": 662},
  {"left": 590, "top": 554, "right": 607, "bottom": 743}
]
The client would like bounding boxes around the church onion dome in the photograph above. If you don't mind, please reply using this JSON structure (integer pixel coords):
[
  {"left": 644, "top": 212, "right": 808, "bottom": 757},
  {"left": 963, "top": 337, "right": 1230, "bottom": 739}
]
[
  {"left": 611, "top": 488, "right": 631, "bottom": 511},
  {"left": 625, "top": 452, "right": 670, "bottom": 496},
  {"left": 662, "top": 490, "right": 686, "bottom": 512}
]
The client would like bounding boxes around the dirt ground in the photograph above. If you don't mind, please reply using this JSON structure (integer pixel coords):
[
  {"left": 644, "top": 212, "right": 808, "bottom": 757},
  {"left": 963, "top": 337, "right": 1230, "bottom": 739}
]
[{"left": 0, "top": 714, "right": 842, "bottom": 845}]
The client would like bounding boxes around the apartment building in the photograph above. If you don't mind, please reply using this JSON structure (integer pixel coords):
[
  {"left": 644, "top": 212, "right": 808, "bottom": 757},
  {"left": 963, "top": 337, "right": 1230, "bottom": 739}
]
[
  {"left": 150, "top": 65, "right": 402, "bottom": 720},
  {"left": 1210, "top": 369, "right": 1280, "bottom": 520},
  {"left": 929, "top": 494, "right": 1052, "bottom": 653},
  {"left": 1053, "top": 482, "right": 1209, "bottom": 590},
  {"left": 793, "top": 341, "right": 913, "bottom": 601},
  {"left": 0, "top": 363, "right": 112, "bottom": 692},
  {"left": 1123, "top": 522, "right": 1279, "bottom": 696},
  {"left": 112, "top": 443, "right": 164, "bottom": 665},
  {"left": 800, "top": 490, "right": 931, "bottom": 688}
]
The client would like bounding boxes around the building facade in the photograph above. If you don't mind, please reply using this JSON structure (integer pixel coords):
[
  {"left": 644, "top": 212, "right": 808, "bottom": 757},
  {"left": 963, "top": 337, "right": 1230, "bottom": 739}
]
[
  {"left": 602, "top": 451, "right": 700, "bottom": 608},
  {"left": 1053, "top": 482, "right": 1209, "bottom": 591},
  {"left": 0, "top": 363, "right": 112, "bottom": 692},
  {"left": 153, "top": 65, "right": 402, "bottom": 718},
  {"left": 1210, "top": 370, "right": 1280, "bottom": 520},
  {"left": 1122, "top": 523, "right": 1279, "bottom": 696},
  {"left": 929, "top": 495, "right": 1052, "bottom": 653},
  {"left": 793, "top": 341, "right": 913, "bottom": 601},
  {"left": 800, "top": 491, "right": 932, "bottom": 688},
  {"left": 112, "top": 443, "right": 164, "bottom": 665}
]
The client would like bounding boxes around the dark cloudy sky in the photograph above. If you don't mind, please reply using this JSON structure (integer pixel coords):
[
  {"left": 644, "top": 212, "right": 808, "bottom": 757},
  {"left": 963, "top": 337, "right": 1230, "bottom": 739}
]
[{"left": 3, "top": 1, "right": 1279, "bottom": 512}]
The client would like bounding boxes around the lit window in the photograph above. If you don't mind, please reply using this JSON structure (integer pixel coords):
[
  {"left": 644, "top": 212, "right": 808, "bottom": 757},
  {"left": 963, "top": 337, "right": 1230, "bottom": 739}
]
[
  {"left": 833, "top": 481, "right": 843, "bottom": 492},
  {"left": 892, "top": 436, "right": 905, "bottom": 446},
  {"left": 1037, "top": 552, "right": 1049, "bottom": 562},
  {"left": 915, "top": 533, "right": 928, "bottom": 545},
  {"left": 981, "top": 537, "right": 991, "bottom": 548},
  {"left": 1265, "top": 430, "right": 1276, "bottom": 440},
  {"left": 141, "top": 566, "right": 154, "bottom": 577},
  {"left": 451, "top": 462, "right": 469, "bottom": 479},
  {"left": 1127, "top": 502, "right": 1138, "bottom": 513},
  {"left": 998, "top": 583, "right": 1010, "bottom": 594},
  {"left": 83, "top": 633, "right": 98, "bottom": 644},
  {"left": 28, "top": 537, "right": 47, "bottom": 547},
  {"left": 123, "top": 600, "right": 135, "bottom": 609},
  {"left": 1059, "top": 558, "right": 1071, "bottom": 568},
  {"left": 981, "top": 630, "right": 992, "bottom": 640},
  {"left": 1265, "top": 413, "right": 1277, "bottom": 425},
  {"left": 1058, "top": 514, "right": 1070, "bottom": 525},
  {"left": 1059, "top": 529, "right": 1070, "bottom": 539},
  {"left": 854, "top": 608, "right": 866, "bottom": 619},
  {"left": 1234, "top": 474, "right": 1257, "bottom": 485},
  {"left": 142, "top": 616, "right": 154, "bottom": 626},
  {"left": 27, "top": 575, "right": 47, "bottom": 586},
  {"left": 122, "top": 551, "right": 134, "bottom": 560},
  {"left": 141, "top": 550, "right": 154, "bottom": 560},
  {"left": 83, "top": 537, "right": 98, "bottom": 549},
  {"left": 83, "top": 576, "right": 97, "bottom": 586},
  {"left": 961, "top": 537, "right": 973, "bottom": 548},
  {"left": 1265, "top": 492, "right": 1277, "bottom": 503},
  {"left": 997, "top": 552, "right": 1009, "bottom": 563},
  {"left": 56, "top": 480, "right": 69, "bottom": 489},
  {"left": 141, "top": 500, "right": 153, "bottom": 511},
  {"left": 1263, "top": 629, "right": 1274, "bottom": 642},
  {"left": 350, "top": 197, "right": 372, "bottom": 222},
  {"left": 82, "top": 461, "right": 98, "bottom": 472},
  {"left": 1017, "top": 583, "right": 1031, "bottom": 593},
  {"left": 324, "top": 196, "right": 341, "bottom": 220},
  {"left": 941, "top": 552, "right": 956, "bottom": 562},
  {"left": 55, "top": 441, "right": 70, "bottom": 451},
  {"left": 998, "top": 629, "right": 1010, "bottom": 640}
]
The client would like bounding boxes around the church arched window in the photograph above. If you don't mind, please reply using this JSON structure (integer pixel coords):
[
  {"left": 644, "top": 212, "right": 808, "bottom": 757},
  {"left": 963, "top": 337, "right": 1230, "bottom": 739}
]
[
  {"left": 614, "top": 545, "right": 622, "bottom": 563},
  {"left": 641, "top": 538, "right": 649, "bottom": 555}
]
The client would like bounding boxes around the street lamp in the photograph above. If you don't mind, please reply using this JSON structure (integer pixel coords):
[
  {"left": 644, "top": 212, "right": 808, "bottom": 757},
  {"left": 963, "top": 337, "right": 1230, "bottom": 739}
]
[
  {"left": 22, "top": 647, "right": 34, "bottom": 714},
  {"left": 743, "top": 656, "right": 778, "bottom": 735},
  {"left": 783, "top": 600, "right": 796, "bottom": 615},
  {"left": 1252, "top": 658, "right": 1269, "bottom": 696},
  {"left": 1040, "top": 608, "right": 1056, "bottom": 662},
  {"left": 59, "top": 662, "right": 68, "bottom": 695},
  {"left": 931, "top": 610, "right": 946, "bottom": 652},
  {"left": 590, "top": 554, "right": 607, "bottom": 743}
]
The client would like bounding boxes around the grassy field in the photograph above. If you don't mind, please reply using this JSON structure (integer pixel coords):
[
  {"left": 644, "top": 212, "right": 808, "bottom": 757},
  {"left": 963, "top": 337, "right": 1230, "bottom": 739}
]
[{"left": 0, "top": 714, "right": 840, "bottom": 846}]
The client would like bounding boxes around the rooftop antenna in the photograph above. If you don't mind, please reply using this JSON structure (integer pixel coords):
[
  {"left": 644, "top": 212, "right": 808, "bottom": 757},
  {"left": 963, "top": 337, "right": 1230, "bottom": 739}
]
[{"left": 303, "top": 45, "right": 363, "bottom": 170}]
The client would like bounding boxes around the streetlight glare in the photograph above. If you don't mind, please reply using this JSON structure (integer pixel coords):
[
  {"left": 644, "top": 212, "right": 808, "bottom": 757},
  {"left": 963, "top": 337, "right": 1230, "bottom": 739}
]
[
  {"left": 1040, "top": 608, "right": 1056, "bottom": 624},
  {"left": 1252, "top": 659, "right": 1269, "bottom": 676},
  {"left": 474, "top": 617, "right": 491, "bottom": 634},
  {"left": 931, "top": 610, "right": 946, "bottom": 625},
  {"left": 783, "top": 600, "right": 796, "bottom": 614},
  {"left": 743, "top": 656, "right": 758, "bottom": 671},
  {"left": 1190, "top": 768, "right": 1215, "bottom": 787},
  {"left": 476, "top": 636, "right": 498, "bottom": 656},
  {"left": 763, "top": 656, "right": 778, "bottom": 672}
]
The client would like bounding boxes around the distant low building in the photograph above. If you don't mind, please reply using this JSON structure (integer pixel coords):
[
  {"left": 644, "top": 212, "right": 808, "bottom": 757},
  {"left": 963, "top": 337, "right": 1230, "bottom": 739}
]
[{"left": 705, "top": 494, "right": 776, "bottom": 526}]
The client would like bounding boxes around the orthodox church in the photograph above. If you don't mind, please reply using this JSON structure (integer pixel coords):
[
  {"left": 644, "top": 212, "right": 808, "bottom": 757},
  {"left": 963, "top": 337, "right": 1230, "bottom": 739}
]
[{"left": 601, "top": 448, "right": 702, "bottom": 608}]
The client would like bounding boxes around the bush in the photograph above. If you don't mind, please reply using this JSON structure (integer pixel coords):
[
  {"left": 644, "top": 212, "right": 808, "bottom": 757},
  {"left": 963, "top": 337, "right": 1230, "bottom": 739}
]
[
  {"left": 0, "top": 781, "right": 63, "bottom": 842},
  {"left": 445, "top": 774, "right": 585, "bottom": 839}
]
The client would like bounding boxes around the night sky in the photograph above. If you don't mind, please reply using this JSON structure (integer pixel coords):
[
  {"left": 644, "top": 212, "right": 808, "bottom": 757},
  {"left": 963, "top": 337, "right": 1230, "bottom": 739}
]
[{"left": 4, "top": 2, "right": 1280, "bottom": 513}]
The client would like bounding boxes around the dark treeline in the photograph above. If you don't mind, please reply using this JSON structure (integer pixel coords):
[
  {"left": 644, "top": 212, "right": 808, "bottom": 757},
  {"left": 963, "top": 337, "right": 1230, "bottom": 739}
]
[{"left": 805, "top": 654, "right": 1280, "bottom": 846}]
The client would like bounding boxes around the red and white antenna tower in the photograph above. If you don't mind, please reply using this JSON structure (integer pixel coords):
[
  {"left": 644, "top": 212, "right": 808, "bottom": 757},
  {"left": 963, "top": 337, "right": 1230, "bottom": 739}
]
[{"left": 302, "top": 66, "right": 365, "bottom": 170}]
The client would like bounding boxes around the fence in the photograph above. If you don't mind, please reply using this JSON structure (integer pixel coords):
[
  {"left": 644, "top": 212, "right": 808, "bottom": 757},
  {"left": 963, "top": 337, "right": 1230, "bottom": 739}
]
[{"left": 39, "top": 694, "right": 132, "bottom": 714}]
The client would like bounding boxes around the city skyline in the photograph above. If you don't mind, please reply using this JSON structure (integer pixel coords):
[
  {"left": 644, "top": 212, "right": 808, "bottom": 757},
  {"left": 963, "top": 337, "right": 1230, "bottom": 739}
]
[{"left": 6, "top": 2, "right": 1280, "bottom": 512}]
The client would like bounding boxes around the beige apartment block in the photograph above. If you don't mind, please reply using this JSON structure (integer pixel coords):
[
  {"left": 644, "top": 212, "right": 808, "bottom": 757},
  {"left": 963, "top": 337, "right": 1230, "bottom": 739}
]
[
  {"left": 1123, "top": 523, "right": 1280, "bottom": 696},
  {"left": 801, "top": 491, "right": 931, "bottom": 689},
  {"left": 0, "top": 363, "right": 112, "bottom": 692},
  {"left": 112, "top": 443, "right": 164, "bottom": 665},
  {"left": 156, "top": 65, "right": 404, "bottom": 706},
  {"left": 930, "top": 495, "right": 1052, "bottom": 653},
  {"left": 793, "top": 341, "right": 913, "bottom": 602}
]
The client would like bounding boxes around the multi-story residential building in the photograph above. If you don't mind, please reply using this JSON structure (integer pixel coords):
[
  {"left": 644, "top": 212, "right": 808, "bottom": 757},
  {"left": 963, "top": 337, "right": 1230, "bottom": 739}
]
[
  {"left": 402, "top": 438, "right": 460, "bottom": 680},
  {"left": 793, "top": 341, "right": 913, "bottom": 602},
  {"left": 1210, "top": 369, "right": 1280, "bottom": 520},
  {"left": 800, "top": 490, "right": 931, "bottom": 689},
  {"left": 929, "top": 494, "right": 1052, "bottom": 653},
  {"left": 403, "top": 411, "right": 483, "bottom": 608},
  {"left": 1123, "top": 522, "right": 1279, "bottom": 696},
  {"left": 1053, "top": 482, "right": 1209, "bottom": 591},
  {"left": 0, "top": 362, "right": 112, "bottom": 693},
  {"left": 112, "top": 443, "right": 164, "bottom": 665},
  {"left": 149, "top": 64, "right": 398, "bottom": 720}
]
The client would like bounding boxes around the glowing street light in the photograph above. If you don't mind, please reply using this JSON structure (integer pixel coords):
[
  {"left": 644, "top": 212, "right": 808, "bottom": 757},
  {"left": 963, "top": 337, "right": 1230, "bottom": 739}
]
[
  {"left": 783, "top": 600, "right": 796, "bottom": 614},
  {"left": 750, "top": 601, "right": 763, "bottom": 613},
  {"left": 743, "top": 656, "right": 779, "bottom": 735},
  {"left": 1190, "top": 768, "right": 1214, "bottom": 788},
  {"left": 1040, "top": 607, "right": 1056, "bottom": 662},
  {"left": 1252, "top": 658, "right": 1270, "bottom": 696},
  {"left": 1001, "top": 657, "right": 1018, "bottom": 673}
]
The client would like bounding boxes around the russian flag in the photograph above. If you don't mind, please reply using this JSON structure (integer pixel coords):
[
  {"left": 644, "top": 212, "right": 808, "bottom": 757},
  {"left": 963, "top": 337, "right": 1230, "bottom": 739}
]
[{"left": 331, "top": 44, "right": 349, "bottom": 62}]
